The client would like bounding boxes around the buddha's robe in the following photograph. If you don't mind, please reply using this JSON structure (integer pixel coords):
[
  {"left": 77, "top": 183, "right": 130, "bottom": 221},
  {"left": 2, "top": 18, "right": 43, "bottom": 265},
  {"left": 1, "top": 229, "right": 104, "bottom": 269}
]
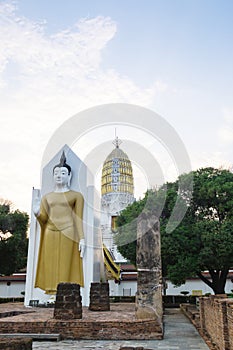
[{"left": 34, "top": 190, "right": 84, "bottom": 294}]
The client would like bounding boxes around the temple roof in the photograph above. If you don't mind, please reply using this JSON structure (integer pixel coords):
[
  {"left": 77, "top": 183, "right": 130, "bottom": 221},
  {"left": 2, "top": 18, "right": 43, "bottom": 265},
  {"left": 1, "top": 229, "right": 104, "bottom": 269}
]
[{"left": 105, "top": 147, "right": 129, "bottom": 162}]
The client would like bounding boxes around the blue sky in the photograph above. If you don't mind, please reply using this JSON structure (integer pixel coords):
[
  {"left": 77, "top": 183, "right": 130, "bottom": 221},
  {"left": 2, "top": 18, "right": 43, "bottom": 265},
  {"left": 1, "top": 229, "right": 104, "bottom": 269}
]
[
  {"left": 18, "top": 0, "right": 233, "bottom": 86},
  {"left": 0, "top": 0, "right": 233, "bottom": 212}
]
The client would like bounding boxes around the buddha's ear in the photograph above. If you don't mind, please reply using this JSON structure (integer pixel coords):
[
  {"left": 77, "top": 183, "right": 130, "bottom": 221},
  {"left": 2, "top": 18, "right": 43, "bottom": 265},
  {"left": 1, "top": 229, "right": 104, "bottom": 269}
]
[{"left": 68, "top": 171, "right": 72, "bottom": 187}]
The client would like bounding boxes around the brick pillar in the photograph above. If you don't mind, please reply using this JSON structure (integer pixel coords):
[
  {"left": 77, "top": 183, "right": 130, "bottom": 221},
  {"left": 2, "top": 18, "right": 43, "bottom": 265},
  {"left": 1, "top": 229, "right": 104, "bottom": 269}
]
[
  {"left": 227, "top": 302, "right": 233, "bottom": 350},
  {"left": 135, "top": 212, "right": 163, "bottom": 330},
  {"left": 220, "top": 300, "right": 230, "bottom": 350},
  {"left": 53, "top": 283, "right": 82, "bottom": 319},
  {"left": 199, "top": 297, "right": 206, "bottom": 333},
  {"left": 89, "top": 282, "right": 110, "bottom": 311}
]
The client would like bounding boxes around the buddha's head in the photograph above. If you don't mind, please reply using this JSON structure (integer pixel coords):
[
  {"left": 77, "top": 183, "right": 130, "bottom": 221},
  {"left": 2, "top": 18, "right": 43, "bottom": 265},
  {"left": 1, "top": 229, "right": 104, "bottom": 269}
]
[{"left": 53, "top": 151, "right": 72, "bottom": 188}]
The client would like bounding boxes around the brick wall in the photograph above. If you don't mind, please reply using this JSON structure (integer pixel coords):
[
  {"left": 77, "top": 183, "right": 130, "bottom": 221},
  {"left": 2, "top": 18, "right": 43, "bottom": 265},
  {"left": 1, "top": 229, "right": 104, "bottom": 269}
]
[
  {"left": 227, "top": 303, "right": 233, "bottom": 350},
  {"left": 199, "top": 296, "right": 233, "bottom": 350},
  {"left": 0, "top": 319, "right": 163, "bottom": 340},
  {"left": 0, "top": 337, "right": 32, "bottom": 350}
]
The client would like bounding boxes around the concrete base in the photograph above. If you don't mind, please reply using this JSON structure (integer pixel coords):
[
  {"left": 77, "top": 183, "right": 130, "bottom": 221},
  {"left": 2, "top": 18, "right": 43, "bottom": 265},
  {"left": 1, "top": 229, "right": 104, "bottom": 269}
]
[{"left": 0, "top": 333, "right": 61, "bottom": 341}]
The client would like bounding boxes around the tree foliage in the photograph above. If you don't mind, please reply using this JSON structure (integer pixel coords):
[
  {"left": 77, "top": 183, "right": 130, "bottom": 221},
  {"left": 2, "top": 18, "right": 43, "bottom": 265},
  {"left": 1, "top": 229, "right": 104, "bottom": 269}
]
[
  {"left": 115, "top": 167, "right": 233, "bottom": 294},
  {"left": 0, "top": 200, "right": 29, "bottom": 275},
  {"left": 115, "top": 194, "right": 148, "bottom": 265}
]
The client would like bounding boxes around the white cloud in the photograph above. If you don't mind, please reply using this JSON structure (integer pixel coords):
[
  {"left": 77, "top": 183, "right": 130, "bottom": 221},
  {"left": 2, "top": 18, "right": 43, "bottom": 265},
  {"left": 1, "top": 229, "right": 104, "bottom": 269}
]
[
  {"left": 0, "top": 1, "right": 163, "bottom": 114},
  {"left": 0, "top": 1, "right": 165, "bottom": 213},
  {"left": 0, "top": 3, "right": 116, "bottom": 94},
  {"left": 0, "top": 1, "right": 164, "bottom": 105}
]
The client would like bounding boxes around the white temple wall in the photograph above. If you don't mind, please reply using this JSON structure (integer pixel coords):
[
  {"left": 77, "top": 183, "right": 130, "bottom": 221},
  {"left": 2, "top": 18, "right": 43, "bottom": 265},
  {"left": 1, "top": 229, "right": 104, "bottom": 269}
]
[
  {"left": 0, "top": 282, "right": 25, "bottom": 298},
  {"left": 109, "top": 280, "right": 137, "bottom": 297},
  {"left": 166, "top": 278, "right": 233, "bottom": 295},
  {"left": 4, "top": 276, "right": 233, "bottom": 299}
]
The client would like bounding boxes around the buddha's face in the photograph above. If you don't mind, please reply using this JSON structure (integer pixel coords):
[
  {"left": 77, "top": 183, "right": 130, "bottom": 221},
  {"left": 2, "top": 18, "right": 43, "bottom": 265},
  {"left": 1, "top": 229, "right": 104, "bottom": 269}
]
[{"left": 53, "top": 166, "right": 70, "bottom": 187}]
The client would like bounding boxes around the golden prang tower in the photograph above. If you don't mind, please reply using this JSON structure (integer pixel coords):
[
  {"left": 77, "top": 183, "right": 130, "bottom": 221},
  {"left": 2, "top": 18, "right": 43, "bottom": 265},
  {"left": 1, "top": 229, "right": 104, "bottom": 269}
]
[
  {"left": 101, "top": 137, "right": 135, "bottom": 260},
  {"left": 101, "top": 137, "right": 134, "bottom": 196}
]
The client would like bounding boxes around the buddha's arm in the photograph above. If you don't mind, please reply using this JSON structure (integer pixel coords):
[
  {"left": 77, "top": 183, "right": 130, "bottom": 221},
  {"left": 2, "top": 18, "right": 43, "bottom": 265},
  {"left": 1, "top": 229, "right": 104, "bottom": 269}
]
[
  {"left": 74, "top": 193, "right": 84, "bottom": 241},
  {"left": 37, "top": 196, "right": 49, "bottom": 227}
]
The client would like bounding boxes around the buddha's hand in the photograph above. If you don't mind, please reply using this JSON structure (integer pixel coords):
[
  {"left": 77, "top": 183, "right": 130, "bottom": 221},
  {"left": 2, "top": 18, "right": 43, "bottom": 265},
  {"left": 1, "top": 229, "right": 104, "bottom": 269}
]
[
  {"left": 79, "top": 238, "right": 85, "bottom": 258},
  {"left": 33, "top": 190, "right": 41, "bottom": 216}
]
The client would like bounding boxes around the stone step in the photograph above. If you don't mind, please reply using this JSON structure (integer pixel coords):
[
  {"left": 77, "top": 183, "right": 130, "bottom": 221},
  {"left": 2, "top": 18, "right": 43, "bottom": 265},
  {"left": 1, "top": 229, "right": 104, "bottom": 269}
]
[{"left": 0, "top": 333, "right": 61, "bottom": 341}]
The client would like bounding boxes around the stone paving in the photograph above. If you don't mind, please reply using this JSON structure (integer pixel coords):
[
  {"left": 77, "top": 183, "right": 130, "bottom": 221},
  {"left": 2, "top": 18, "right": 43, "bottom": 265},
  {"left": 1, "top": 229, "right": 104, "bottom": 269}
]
[{"left": 33, "top": 309, "right": 209, "bottom": 350}]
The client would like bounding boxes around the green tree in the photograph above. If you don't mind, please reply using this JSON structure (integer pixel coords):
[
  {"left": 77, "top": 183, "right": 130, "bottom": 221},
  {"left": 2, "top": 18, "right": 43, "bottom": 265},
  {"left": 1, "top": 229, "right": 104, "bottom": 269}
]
[
  {"left": 115, "top": 189, "right": 164, "bottom": 266},
  {"left": 115, "top": 167, "right": 233, "bottom": 294},
  {"left": 115, "top": 194, "right": 147, "bottom": 265},
  {"left": 0, "top": 200, "right": 29, "bottom": 275}
]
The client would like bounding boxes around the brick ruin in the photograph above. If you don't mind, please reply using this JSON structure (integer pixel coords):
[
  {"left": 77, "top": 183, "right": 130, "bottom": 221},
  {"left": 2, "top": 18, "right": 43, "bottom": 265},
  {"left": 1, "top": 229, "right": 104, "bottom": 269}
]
[{"left": 199, "top": 295, "right": 233, "bottom": 350}]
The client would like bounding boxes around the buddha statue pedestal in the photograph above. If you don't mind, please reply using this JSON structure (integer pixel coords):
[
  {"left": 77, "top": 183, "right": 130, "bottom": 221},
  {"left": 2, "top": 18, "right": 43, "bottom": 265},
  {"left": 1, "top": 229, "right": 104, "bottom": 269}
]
[
  {"left": 89, "top": 282, "right": 110, "bottom": 311},
  {"left": 54, "top": 283, "right": 82, "bottom": 319}
]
